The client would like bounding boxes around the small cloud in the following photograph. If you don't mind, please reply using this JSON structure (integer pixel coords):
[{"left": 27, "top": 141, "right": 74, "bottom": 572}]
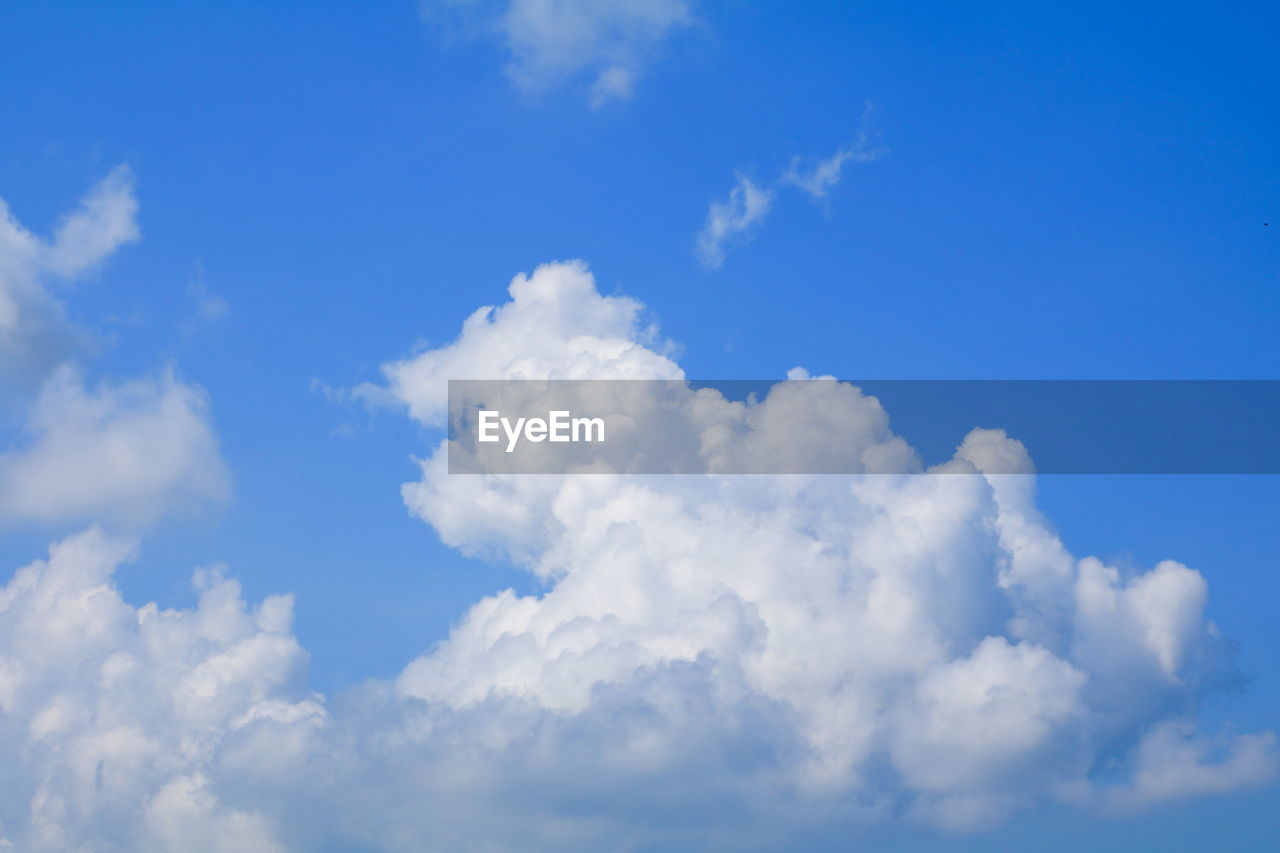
[
  {"left": 0, "top": 366, "right": 230, "bottom": 526},
  {"left": 1104, "top": 722, "right": 1278, "bottom": 811},
  {"left": 588, "top": 65, "right": 634, "bottom": 107},
  {"left": 43, "top": 164, "right": 141, "bottom": 277},
  {"left": 310, "top": 378, "right": 403, "bottom": 426},
  {"left": 781, "top": 103, "right": 886, "bottom": 199},
  {"left": 694, "top": 105, "right": 886, "bottom": 270},
  {"left": 191, "top": 288, "right": 228, "bottom": 323},
  {"left": 175, "top": 266, "right": 228, "bottom": 341},
  {"left": 309, "top": 378, "right": 401, "bottom": 442},
  {"left": 184, "top": 264, "right": 229, "bottom": 325},
  {"left": 421, "top": 0, "right": 694, "bottom": 105},
  {"left": 1, "top": 165, "right": 140, "bottom": 389},
  {"left": 696, "top": 174, "right": 774, "bottom": 269}
]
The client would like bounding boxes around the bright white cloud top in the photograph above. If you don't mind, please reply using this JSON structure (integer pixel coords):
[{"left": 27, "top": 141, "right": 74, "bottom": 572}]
[
  {"left": 388, "top": 263, "right": 1277, "bottom": 829},
  {"left": 0, "top": 258, "right": 1273, "bottom": 850}
]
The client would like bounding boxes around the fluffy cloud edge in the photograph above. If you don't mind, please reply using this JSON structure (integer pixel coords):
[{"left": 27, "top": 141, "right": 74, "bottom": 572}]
[{"left": 0, "top": 258, "right": 1273, "bottom": 850}]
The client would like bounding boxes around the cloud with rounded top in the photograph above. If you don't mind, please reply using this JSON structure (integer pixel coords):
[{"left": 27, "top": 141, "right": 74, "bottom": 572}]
[
  {"left": 387, "top": 262, "right": 1275, "bottom": 833},
  {"left": 0, "top": 260, "right": 1273, "bottom": 850}
]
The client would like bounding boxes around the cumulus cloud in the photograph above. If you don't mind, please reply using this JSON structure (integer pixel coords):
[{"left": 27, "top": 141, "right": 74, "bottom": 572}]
[
  {"left": 696, "top": 174, "right": 774, "bottom": 269},
  {"left": 422, "top": 0, "right": 694, "bottom": 106},
  {"left": 0, "top": 166, "right": 139, "bottom": 388},
  {"left": 381, "top": 259, "right": 680, "bottom": 426},
  {"left": 0, "top": 527, "right": 811, "bottom": 851},
  {"left": 781, "top": 105, "right": 885, "bottom": 199},
  {"left": 0, "top": 261, "right": 1272, "bottom": 849},
  {"left": 0, "top": 367, "right": 229, "bottom": 526},
  {"left": 385, "top": 261, "right": 1276, "bottom": 833},
  {"left": 0, "top": 528, "right": 318, "bottom": 851}
]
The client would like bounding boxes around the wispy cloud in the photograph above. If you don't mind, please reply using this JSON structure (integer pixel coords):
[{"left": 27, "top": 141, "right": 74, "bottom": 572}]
[
  {"left": 696, "top": 105, "right": 885, "bottom": 269},
  {"left": 188, "top": 281, "right": 228, "bottom": 324},
  {"left": 781, "top": 105, "right": 885, "bottom": 199},
  {"left": 421, "top": 0, "right": 695, "bottom": 106},
  {"left": 0, "top": 166, "right": 139, "bottom": 388},
  {"left": 695, "top": 174, "right": 774, "bottom": 269}
]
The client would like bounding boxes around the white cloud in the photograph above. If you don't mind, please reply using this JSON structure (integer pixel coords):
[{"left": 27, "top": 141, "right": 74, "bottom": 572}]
[
  {"left": 781, "top": 105, "right": 885, "bottom": 199},
  {"left": 384, "top": 261, "right": 1276, "bottom": 834},
  {"left": 0, "top": 366, "right": 230, "bottom": 526},
  {"left": 588, "top": 63, "right": 634, "bottom": 107},
  {"left": 0, "top": 166, "right": 139, "bottom": 388},
  {"left": 1107, "top": 722, "right": 1278, "bottom": 809},
  {"left": 42, "top": 166, "right": 141, "bottom": 278},
  {"left": 0, "top": 169, "right": 228, "bottom": 527},
  {"left": 188, "top": 279, "right": 228, "bottom": 325},
  {"left": 382, "top": 259, "right": 680, "bottom": 427},
  {"left": 0, "top": 261, "right": 1272, "bottom": 849},
  {"left": 0, "top": 528, "right": 319, "bottom": 851},
  {"left": 695, "top": 107, "right": 884, "bottom": 269},
  {"left": 422, "top": 0, "right": 694, "bottom": 105},
  {"left": 696, "top": 174, "right": 774, "bottom": 269}
]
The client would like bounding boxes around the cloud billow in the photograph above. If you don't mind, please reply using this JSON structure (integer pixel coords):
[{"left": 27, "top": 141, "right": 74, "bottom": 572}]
[
  {"left": 0, "top": 260, "right": 1272, "bottom": 850},
  {"left": 386, "top": 262, "right": 1275, "bottom": 833}
]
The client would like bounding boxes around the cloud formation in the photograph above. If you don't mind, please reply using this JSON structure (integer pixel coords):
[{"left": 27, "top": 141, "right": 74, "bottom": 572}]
[
  {"left": 386, "top": 262, "right": 1274, "bottom": 834},
  {"left": 695, "top": 174, "right": 774, "bottom": 269},
  {"left": 698, "top": 108, "right": 884, "bottom": 268},
  {"left": 781, "top": 106, "right": 885, "bottom": 199},
  {"left": 0, "top": 529, "right": 318, "bottom": 851},
  {"left": 0, "top": 166, "right": 139, "bottom": 388},
  {"left": 0, "top": 261, "right": 1272, "bottom": 849},
  {"left": 0, "top": 367, "right": 230, "bottom": 526},
  {"left": 422, "top": 0, "right": 694, "bottom": 106}
]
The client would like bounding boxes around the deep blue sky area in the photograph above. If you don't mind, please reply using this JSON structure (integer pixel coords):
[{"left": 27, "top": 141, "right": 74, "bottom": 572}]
[{"left": 0, "top": 2, "right": 1277, "bottom": 850}]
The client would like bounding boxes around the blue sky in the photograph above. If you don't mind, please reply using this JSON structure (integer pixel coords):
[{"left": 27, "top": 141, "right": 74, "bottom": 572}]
[{"left": 0, "top": 1, "right": 1277, "bottom": 850}]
